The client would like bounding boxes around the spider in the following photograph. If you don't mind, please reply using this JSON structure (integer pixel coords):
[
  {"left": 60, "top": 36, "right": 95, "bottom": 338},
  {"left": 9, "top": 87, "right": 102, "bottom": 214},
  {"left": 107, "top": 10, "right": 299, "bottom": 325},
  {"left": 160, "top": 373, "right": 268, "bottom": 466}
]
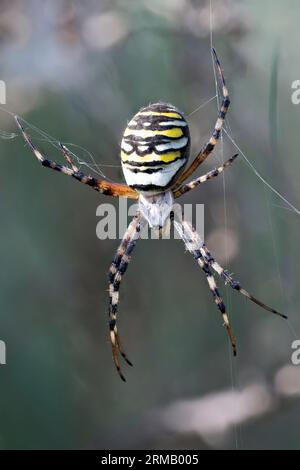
[{"left": 15, "top": 48, "right": 287, "bottom": 381}]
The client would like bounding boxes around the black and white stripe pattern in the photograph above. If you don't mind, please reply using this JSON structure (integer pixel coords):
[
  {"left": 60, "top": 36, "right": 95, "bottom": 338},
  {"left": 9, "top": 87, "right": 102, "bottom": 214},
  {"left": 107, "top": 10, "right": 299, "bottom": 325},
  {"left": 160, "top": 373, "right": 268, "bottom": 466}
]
[
  {"left": 174, "top": 218, "right": 237, "bottom": 355},
  {"left": 199, "top": 243, "right": 287, "bottom": 319},
  {"left": 173, "top": 48, "right": 231, "bottom": 188},
  {"left": 121, "top": 102, "right": 190, "bottom": 193},
  {"left": 174, "top": 154, "right": 238, "bottom": 198},
  {"left": 108, "top": 212, "right": 146, "bottom": 381}
]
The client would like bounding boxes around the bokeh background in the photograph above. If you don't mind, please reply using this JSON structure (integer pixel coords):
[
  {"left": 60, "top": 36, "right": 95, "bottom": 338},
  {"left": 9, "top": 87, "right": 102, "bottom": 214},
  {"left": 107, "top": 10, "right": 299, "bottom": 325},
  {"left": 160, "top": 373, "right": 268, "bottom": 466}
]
[{"left": 0, "top": 0, "right": 300, "bottom": 450}]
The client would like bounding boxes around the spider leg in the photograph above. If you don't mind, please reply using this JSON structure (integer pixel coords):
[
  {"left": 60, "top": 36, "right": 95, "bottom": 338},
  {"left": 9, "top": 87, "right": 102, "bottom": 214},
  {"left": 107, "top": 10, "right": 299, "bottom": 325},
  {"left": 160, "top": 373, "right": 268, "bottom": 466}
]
[
  {"left": 173, "top": 48, "right": 230, "bottom": 188},
  {"left": 15, "top": 116, "right": 138, "bottom": 199},
  {"left": 173, "top": 154, "right": 238, "bottom": 198},
  {"left": 60, "top": 143, "right": 79, "bottom": 172},
  {"left": 174, "top": 218, "right": 237, "bottom": 356},
  {"left": 199, "top": 244, "right": 287, "bottom": 319},
  {"left": 108, "top": 212, "right": 146, "bottom": 381}
]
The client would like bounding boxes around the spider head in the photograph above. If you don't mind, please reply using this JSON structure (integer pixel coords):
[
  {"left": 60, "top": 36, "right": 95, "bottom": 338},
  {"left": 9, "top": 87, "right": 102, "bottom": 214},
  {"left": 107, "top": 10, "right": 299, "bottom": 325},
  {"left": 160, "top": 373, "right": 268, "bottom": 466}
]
[{"left": 120, "top": 102, "right": 190, "bottom": 194}]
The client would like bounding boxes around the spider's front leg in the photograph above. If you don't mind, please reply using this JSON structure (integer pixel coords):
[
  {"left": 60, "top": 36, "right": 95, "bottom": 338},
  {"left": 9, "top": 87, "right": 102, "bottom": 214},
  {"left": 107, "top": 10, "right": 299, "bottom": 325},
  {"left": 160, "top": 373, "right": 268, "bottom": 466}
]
[
  {"left": 173, "top": 48, "right": 230, "bottom": 188},
  {"left": 108, "top": 212, "right": 146, "bottom": 381},
  {"left": 173, "top": 154, "right": 238, "bottom": 198},
  {"left": 15, "top": 116, "right": 139, "bottom": 199},
  {"left": 174, "top": 218, "right": 237, "bottom": 355}
]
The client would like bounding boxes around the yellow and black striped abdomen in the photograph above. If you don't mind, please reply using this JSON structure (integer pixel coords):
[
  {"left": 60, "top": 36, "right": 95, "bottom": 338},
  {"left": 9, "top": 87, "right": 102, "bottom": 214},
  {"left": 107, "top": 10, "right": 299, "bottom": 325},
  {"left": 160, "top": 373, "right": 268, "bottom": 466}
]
[{"left": 120, "top": 102, "right": 190, "bottom": 193}]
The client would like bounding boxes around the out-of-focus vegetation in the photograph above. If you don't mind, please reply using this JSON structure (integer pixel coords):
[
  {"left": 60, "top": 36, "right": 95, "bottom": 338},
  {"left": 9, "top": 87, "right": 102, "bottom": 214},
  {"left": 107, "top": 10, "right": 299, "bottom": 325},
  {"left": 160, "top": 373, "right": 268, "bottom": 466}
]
[{"left": 0, "top": 0, "right": 300, "bottom": 450}]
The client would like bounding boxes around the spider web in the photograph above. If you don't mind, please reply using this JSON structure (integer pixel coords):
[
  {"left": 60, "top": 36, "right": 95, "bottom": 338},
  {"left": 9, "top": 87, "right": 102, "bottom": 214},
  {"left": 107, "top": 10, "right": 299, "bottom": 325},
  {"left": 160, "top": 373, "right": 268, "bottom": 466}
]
[{"left": 0, "top": 105, "right": 121, "bottom": 183}]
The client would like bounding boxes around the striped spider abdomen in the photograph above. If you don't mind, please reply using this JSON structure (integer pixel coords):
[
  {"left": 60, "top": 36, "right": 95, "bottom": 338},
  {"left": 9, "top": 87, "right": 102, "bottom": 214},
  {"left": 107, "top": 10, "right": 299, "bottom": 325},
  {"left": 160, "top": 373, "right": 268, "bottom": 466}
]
[{"left": 120, "top": 102, "right": 190, "bottom": 194}]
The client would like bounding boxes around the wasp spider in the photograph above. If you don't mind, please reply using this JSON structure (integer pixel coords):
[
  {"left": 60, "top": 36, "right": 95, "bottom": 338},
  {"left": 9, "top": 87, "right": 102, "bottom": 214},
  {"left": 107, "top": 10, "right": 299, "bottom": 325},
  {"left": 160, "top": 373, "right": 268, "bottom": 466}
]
[{"left": 15, "top": 49, "right": 286, "bottom": 381}]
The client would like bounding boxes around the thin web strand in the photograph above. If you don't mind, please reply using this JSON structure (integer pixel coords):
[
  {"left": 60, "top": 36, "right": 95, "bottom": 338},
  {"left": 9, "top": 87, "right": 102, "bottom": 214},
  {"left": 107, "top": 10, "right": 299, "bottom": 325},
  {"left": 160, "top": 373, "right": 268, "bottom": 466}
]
[
  {"left": 188, "top": 94, "right": 217, "bottom": 117},
  {"left": 16, "top": 116, "right": 109, "bottom": 179},
  {"left": 223, "top": 127, "right": 300, "bottom": 217},
  {"left": 0, "top": 109, "right": 120, "bottom": 180}
]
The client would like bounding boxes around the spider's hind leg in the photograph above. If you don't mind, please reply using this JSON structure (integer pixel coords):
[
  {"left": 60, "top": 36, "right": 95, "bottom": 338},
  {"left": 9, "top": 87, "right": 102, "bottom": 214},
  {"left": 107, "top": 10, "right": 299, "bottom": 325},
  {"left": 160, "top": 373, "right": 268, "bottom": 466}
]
[
  {"left": 199, "top": 244, "right": 287, "bottom": 319},
  {"left": 174, "top": 219, "right": 237, "bottom": 356},
  {"left": 108, "top": 212, "right": 146, "bottom": 381}
]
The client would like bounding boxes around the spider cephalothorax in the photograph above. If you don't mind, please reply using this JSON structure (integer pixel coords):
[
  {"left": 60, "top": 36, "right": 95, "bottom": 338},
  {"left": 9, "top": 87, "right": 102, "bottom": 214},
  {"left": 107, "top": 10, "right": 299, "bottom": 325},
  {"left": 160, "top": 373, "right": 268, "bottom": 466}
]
[{"left": 15, "top": 49, "right": 287, "bottom": 382}]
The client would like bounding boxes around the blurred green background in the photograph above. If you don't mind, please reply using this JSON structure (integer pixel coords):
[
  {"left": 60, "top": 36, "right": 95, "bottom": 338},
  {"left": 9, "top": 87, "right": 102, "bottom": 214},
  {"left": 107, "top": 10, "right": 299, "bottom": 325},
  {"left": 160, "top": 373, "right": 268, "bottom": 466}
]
[{"left": 0, "top": 0, "right": 300, "bottom": 450}]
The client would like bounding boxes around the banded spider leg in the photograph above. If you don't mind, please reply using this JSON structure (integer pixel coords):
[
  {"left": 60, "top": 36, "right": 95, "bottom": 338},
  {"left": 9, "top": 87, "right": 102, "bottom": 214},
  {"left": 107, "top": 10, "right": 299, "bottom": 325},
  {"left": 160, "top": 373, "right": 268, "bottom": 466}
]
[{"left": 108, "top": 212, "right": 146, "bottom": 381}]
